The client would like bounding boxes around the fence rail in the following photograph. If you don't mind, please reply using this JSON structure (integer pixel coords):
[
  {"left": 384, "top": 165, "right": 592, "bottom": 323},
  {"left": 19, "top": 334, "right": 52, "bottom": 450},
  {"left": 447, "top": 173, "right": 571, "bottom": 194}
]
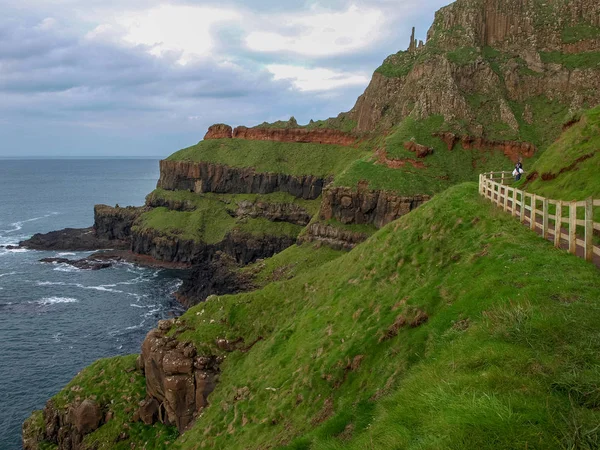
[{"left": 479, "top": 171, "right": 599, "bottom": 263}]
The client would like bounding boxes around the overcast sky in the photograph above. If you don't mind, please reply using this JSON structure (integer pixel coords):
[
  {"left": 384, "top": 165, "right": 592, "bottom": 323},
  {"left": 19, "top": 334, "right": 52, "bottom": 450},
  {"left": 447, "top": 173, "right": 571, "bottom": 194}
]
[{"left": 0, "top": 0, "right": 448, "bottom": 158}]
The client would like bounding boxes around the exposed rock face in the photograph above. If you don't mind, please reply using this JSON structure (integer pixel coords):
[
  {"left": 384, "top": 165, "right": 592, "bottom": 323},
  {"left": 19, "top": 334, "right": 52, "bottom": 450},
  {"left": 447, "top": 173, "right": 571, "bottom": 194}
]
[
  {"left": 93, "top": 205, "right": 145, "bottom": 241},
  {"left": 404, "top": 141, "right": 434, "bottom": 158},
  {"left": 459, "top": 136, "right": 536, "bottom": 162},
  {"left": 175, "top": 252, "right": 253, "bottom": 308},
  {"left": 139, "top": 319, "right": 221, "bottom": 432},
  {"left": 204, "top": 124, "right": 233, "bottom": 140},
  {"left": 131, "top": 228, "right": 296, "bottom": 265},
  {"left": 233, "top": 126, "right": 357, "bottom": 146},
  {"left": 320, "top": 187, "right": 431, "bottom": 229},
  {"left": 298, "top": 223, "right": 369, "bottom": 250},
  {"left": 235, "top": 200, "right": 312, "bottom": 226},
  {"left": 347, "top": 0, "right": 600, "bottom": 140},
  {"left": 432, "top": 132, "right": 537, "bottom": 161},
  {"left": 23, "top": 399, "right": 104, "bottom": 450},
  {"left": 158, "top": 160, "right": 327, "bottom": 200},
  {"left": 19, "top": 227, "right": 129, "bottom": 251}
]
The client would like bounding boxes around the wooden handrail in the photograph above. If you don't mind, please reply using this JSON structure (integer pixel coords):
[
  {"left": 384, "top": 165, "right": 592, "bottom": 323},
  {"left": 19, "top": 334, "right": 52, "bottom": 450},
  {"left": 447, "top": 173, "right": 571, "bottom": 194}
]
[{"left": 479, "top": 173, "right": 598, "bottom": 263}]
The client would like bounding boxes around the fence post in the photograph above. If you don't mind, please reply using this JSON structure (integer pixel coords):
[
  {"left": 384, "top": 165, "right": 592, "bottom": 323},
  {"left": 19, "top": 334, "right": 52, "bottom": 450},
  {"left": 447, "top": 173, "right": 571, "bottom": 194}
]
[
  {"left": 503, "top": 186, "right": 509, "bottom": 212},
  {"left": 542, "top": 198, "right": 549, "bottom": 239},
  {"left": 497, "top": 182, "right": 502, "bottom": 207},
  {"left": 554, "top": 201, "right": 562, "bottom": 248},
  {"left": 501, "top": 172, "right": 505, "bottom": 186},
  {"left": 530, "top": 194, "right": 537, "bottom": 231},
  {"left": 569, "top": 202, "right": 577, "bottom": 255},
  {"left": 520, "top": 192, "right": 526, "bottom": 224},
  {"left": 585, "top": 197, "right": 593, "bottom": 262},
  {"left": 511, "top": 188, "right": 517, "bottom": 217}
]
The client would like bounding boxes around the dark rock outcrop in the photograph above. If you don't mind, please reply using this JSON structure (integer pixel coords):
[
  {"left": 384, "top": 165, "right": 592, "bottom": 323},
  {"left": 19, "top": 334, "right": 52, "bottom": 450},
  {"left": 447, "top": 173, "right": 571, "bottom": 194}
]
[
  {"left": 131, "top": 228, "right": 296, "bottom": 265},
  {"left": 157, "top": 160, "right": 328, "bottom": 200},
  {"left": 175, "top": 252, "right": 254, "bottom": 308},
  {"left": 298, "top": 223, "right": 369, "bottom": 250},
  {"left": 204, "top": 124, "right": 233, "bottom": 140},
  {"left": 232, "top": 126, "right": 357, "bottom": 146},
  {"left": 19, "top": 227, "right": 129, "bottom": 251},
  {"left": 93, "top": 205, "right": 145, "bottom": 241},
  {"left": 23, "top": 399, "right": 104, "bottom": 450},
  {"left": 139, "top": 319, "right": 221, "bottom": 432},
  {"left": 234, "top": 200, "right": 312, "bottom": 225},
  {"left": 320, "top": 187, "right": 431, "bottom": 229}
]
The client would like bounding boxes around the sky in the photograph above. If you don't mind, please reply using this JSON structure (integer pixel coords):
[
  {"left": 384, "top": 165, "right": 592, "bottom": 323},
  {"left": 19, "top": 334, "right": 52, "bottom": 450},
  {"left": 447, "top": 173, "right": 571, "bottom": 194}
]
[{"left": 0, "top": 0, "right": 448, "bottom": 158}]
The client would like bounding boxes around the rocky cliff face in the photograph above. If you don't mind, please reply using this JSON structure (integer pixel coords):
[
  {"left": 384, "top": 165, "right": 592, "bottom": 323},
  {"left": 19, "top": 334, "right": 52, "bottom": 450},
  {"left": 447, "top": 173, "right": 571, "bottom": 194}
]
[
  {"left": 232, "top": 126, "right": 357, "bottom": 146},
  {"left": 204, "top": 124, "right": 233, "bottom": 140},
  {"left": 203, "top": 124, "right": 357, "bottom": 146},
  {"left": 138, "top": 319, "right": 221, "bottom": 433},
  {"left": 347, "top": 0, "right": 600, "bottom": 148},
  {"left": 131, "top": 228, "right": 296, "bottom": 266},
  {"left": 320, "top": 187, "right": 430, "bottom": 229},
  {"left": 93, "top": 205, "right": 145, "bottom": 241},
  {"left": 157, "top": 160, "right": 327, "bottom": 200},
  {"left": 298, "top": 223, "right": 370, "bottom": 250}
]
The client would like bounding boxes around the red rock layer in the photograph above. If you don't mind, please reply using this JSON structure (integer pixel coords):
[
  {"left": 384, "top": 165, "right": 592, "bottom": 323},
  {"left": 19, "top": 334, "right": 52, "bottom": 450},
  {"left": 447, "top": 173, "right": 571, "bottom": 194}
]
[
  {"left": 433, "top": 133, "right": 536, "bottom": 162},
  {"left": 232, "top": 126, "right": 357, "bottom": 146},
  {"left": 403, "top": 141, "right": 434, "bottom": 158},
  {"left": 204, "top": 124, "right": 233, "bottom": 140}
]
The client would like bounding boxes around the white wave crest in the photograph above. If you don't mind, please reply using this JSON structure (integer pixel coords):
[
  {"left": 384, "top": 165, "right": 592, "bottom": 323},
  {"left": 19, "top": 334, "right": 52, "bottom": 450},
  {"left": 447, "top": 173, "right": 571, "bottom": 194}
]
[
  {"left": 36, "top": 297, "right": 79, "bottom": 306},
  {"left": 0, "top": 212, "right": 60, "bottom": 234}
]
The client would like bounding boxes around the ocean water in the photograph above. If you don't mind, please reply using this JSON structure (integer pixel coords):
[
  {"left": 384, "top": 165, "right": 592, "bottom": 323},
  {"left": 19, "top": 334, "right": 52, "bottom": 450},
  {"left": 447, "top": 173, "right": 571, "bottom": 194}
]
[{"left": 0, "top": 159, "right": 185, "bottom": 449}]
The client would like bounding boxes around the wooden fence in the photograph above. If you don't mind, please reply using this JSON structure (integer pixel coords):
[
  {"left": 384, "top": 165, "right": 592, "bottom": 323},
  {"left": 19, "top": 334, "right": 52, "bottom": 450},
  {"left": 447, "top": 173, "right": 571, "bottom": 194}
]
[{"left": 479, "top": 171, "right": 599, "bottom": 263}]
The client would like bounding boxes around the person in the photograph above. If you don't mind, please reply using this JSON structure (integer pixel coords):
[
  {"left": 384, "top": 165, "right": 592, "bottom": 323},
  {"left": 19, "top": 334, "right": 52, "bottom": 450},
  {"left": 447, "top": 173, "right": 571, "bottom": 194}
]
[{"left": 513, "top": 161, "right": 524, "bottom": 181}]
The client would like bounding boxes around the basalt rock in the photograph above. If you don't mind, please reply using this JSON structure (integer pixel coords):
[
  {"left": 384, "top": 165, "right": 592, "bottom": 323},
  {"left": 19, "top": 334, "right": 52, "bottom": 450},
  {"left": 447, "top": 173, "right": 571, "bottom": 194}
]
[
  {"left": 157, "top": 160, "right": 328, "bottom": 200},
  {"left": 459, "top": 136, "right": 536, "bottom": 162},
  {"left": 131, "top": 228, "right": 296, "bottom": 265},
  {"left": 298, "top": 223, "right": 369, "bottom": 251},
  {"left": 235, "top": 200, "right": 312, "bottom": 225},
  {"left": 22, "top": 399, "right": 104, "bottom": 450},
  {"left": 232, "top": 126, "right": 357, "bottom": 146},
  {"left": 93, "top": 205, "right": 145, "bottom": 241},
  {"left": 19, "top": 227, "right": 129, "bottom": 252},
  {"left": 139, "top": 319, "right": 221, "bottom": 432},
  {"left": 345, "top": 0, "right": 600, "bottom": 141},
  {"left": 204, "top": 124, "right": 233, "bottom": 140},
  {"left": 175, "top": 252, "right": 254, "bottom": 308},
  {"left": 320, "top": 187, "right": 431, "bottom": 229}
]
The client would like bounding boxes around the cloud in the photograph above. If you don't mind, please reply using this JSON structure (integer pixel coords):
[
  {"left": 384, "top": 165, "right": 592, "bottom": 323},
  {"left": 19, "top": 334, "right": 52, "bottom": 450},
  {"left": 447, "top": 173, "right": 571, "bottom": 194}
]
[
  {"left": 0, "top": 0, "right": 449, "bottom": 156},
  {"left": 267, "top": 64, "right": 370, "bottom": 91},
  {"left": 245, "top": 4, "right": 386, "bottom": 57}
]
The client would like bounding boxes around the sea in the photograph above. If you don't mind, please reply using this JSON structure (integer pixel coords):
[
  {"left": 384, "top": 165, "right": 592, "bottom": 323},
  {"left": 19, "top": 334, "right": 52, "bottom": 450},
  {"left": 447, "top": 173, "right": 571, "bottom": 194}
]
[{"left": 0, "top": 159, "right": 185, "bottom": 449}]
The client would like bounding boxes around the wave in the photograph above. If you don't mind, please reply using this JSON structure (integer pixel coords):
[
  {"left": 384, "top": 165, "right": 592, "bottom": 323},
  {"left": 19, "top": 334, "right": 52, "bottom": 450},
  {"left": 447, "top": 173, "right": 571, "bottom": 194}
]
[
  {"left": 35, "top": 280, "right": 124, "bottom": 294},
  {"left": 0, "top": 212, "right": 60, "bottom": 234},
  {"left": 35, "top": 297, "right": 79, "bottom": 306},
  {"left": 57, "top": 252, "right": 77, "bottom": 257},
  {"left": 0, "top": 272, "right": 17, "bottom": 278},
  {"left": 53, "top": 265, "right": 82, "bottom": 273}
]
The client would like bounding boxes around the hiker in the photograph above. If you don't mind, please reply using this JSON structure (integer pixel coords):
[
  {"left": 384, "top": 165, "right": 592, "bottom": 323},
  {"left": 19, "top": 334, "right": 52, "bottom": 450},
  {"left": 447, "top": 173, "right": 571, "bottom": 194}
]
[{"left": 513, "top": 161, "right": 524, "bottom": 181}]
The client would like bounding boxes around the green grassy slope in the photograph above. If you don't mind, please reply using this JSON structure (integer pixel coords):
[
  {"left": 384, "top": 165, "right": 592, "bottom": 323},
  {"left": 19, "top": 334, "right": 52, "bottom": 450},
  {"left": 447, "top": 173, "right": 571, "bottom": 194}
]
[
  {"left": 334, "top": 116, "right": 514, "bottom": 194},
  {"left": 167, "top": 139, "right": 368, "bottom": 178},
  {"left": 524, "top": 105, "right": 600, "bottom": 201},
  {"left": 166, "top": 182, "right": 600, "bottom": 449}
]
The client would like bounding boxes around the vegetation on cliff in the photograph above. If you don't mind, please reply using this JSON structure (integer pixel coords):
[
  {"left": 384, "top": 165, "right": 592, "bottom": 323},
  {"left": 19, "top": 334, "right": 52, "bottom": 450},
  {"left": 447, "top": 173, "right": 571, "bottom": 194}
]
[
  {"left": 167, "top": 139, "right": 367, "bottom": 178},
  {"left": 29, "top": 183, "right": 600, "bottom": 449}
]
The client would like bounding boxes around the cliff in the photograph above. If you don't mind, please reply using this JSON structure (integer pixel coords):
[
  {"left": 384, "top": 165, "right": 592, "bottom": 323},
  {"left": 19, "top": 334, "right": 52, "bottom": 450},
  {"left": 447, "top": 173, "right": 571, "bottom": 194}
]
[
  {"left": 346, "top": 0, "right": 600, "bottom": 151},
  {"left": 157, "top": 160, "right": 328, "bottom": 200}
]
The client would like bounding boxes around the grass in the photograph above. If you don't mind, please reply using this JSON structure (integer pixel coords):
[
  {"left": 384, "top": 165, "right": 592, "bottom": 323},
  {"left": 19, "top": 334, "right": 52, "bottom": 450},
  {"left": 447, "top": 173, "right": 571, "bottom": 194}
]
[
  {"left": 165, "top": 182, "right": 600, "bottom": 449},
  {"left": 137, "top": 190, "right": 314, "bottom": 243},
  {"left": 332, "top": 115, "right": 514, "bottom": 195},
  {"left": 524, "top": 105, "right": 600, "bottom": 201},
  {"left": 167, "top": 139, "right": 367, "bottom": 178},
  {"left": 375, "top": 51, "right": 417, "bottom": 78},
  {"left": 539, "top": 52, "right": 600, "bottom": 70},
  {"left": 447, "top": 47, "right": 479, "bottom": 66},
  {"left": 147, "top": 188, "right": 322, "bottom": 218},
  {"left": 242, "top": 243, "right": 345, "bottom": 287},
  {"left": 28, "top": 183, "right": 600, "bottom": 449},
  {"left": 562, "top": 24, "right": 600, "bottom": 44}
]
